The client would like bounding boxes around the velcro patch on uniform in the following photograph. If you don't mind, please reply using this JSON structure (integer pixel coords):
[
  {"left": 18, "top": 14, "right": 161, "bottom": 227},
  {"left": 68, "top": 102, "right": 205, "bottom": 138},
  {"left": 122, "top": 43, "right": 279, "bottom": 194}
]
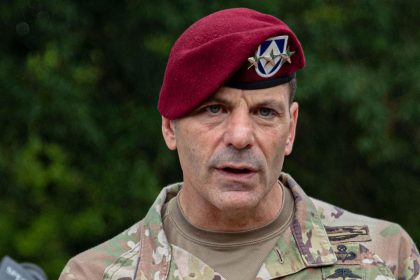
[
  {"left": 322, "top": 266, "right": 365, "bottom": 280},
  {"left": 333, "top": 243, "right": 361, "bottom": 265},
  {"left": 325, "top": 225, "right": 371, "bottom": 244}
]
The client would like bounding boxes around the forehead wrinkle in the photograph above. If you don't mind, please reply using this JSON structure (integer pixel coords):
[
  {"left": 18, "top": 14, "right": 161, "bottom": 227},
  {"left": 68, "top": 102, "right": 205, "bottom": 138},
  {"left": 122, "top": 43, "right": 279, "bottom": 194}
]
[
  {"left": 206, "top": 86, "right": 289, "bottom": 111},
  {"left": 206, "top": 87, "right": 244, "bottom": 106},
  {"left": 244, "top": 86, "right": 290, "bottom": 109}
]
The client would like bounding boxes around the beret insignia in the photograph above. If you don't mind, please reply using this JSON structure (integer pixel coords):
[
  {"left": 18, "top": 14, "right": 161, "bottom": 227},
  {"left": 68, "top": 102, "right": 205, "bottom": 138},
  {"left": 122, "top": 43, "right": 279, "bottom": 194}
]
[
  {"left": 158, "top": 8, "right": 305, "bottom": 119},
  {"left": 248, "top": 35, "right": 295, "bottom": 78}
]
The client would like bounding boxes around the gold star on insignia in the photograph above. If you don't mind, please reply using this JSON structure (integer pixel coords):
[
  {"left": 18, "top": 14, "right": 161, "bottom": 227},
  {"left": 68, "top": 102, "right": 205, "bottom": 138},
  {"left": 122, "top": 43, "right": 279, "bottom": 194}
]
[
  {"left": 247, "top": 55, "right": 259, "bottom": 69},
  {"left": 263, "top": 55, "right": 275, "bottom": 66},
  {"left": 264, "top": 49, "right": 282, "bottom": 67},
  {"left": 280, "top": 47, "right": 295, "bottom": 64},
  {"left": 270, "top": 49, "right": 282, "bottom": 60}
]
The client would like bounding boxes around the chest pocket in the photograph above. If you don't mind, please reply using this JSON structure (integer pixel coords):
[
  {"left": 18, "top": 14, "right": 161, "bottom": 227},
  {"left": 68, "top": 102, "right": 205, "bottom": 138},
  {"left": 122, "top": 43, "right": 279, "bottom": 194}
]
[{"left": 321, "top": 227, "right": 396, "bottom": 280}]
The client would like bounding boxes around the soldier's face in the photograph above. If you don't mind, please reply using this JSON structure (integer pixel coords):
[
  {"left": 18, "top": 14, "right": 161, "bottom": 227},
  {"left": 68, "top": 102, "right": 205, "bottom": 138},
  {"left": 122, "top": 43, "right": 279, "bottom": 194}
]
[{"left": 162, "top": 84, "right": 298, "bottom": 215}]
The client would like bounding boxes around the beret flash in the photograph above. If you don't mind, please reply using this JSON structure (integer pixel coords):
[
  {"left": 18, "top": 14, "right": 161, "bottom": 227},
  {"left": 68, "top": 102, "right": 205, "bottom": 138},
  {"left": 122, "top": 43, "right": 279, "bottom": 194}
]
[{"left": 158, "top": 8, "right": 305, "bottom": 119}]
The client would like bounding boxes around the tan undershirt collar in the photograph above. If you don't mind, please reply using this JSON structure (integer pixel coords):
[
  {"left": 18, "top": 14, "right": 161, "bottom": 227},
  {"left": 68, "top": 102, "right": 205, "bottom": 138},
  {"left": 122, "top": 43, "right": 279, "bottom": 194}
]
[{"left": 166, "top": 182, "right": 294, "bottom": 248}]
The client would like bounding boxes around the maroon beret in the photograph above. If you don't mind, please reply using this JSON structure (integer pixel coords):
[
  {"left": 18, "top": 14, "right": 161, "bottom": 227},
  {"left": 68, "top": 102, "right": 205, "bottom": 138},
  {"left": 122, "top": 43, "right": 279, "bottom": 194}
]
[{"left": 158, "top": 8, "right": 305, "bottom": 119}]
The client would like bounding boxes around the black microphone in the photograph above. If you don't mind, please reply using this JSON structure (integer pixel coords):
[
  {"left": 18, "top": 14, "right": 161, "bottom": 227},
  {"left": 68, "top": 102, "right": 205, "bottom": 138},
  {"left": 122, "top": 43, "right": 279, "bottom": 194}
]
[{"left": 0, "top": 256, "right": 48, "bottom": 280}]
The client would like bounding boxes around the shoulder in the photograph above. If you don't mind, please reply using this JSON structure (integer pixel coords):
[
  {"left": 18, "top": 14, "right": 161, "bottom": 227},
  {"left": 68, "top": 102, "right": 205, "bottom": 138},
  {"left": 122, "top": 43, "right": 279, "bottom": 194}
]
[
  {"left": 311, "top": 197, "right": 420, "bottom": 279},
  {"left": 310, "top": 196, "right": 416, "bottom": 249},
  {"left": 58, "top": 221, "right": 143, "bottom": 280},
  {"left": 311, "top": 197, "right": 394, "bottom": 231}
]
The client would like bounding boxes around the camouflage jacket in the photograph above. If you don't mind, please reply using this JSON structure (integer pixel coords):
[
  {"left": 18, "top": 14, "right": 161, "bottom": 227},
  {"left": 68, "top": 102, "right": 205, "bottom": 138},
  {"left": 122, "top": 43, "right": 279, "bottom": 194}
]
[{"left": 59, "top": 173, "right": 420, "bottom": 280}]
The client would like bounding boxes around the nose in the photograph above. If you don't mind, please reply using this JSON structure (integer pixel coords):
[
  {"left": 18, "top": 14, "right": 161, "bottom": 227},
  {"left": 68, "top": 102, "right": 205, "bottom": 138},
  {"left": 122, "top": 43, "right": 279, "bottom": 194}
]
[{"left": 223, "top": 110, "right": 255, "bottom": 150}]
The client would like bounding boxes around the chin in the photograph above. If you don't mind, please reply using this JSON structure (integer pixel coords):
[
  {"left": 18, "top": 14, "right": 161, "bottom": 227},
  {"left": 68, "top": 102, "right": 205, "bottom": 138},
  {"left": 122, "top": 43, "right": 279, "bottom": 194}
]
[{"left": 213, "top": 192, "right": 261, "bottom": 211}]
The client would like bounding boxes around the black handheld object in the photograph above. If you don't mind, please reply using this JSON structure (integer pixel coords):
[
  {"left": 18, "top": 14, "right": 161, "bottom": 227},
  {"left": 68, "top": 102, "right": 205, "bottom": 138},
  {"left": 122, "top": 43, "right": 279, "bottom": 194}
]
[{"left": 0, "top": 256, "right": 48, "bottom": 280}]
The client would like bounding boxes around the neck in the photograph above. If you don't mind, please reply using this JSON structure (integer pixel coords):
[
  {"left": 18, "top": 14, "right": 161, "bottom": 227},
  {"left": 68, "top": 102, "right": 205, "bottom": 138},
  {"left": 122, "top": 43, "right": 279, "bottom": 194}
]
[{"left": 178, "top": 183, "right": 283, "bottom": 231}]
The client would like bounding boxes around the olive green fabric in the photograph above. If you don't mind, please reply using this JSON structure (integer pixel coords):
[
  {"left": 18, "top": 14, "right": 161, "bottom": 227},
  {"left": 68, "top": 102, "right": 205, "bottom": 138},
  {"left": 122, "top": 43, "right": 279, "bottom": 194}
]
[
  {"left": 58, "top": 173, "right": 420, "bottom": 280},
  {"left": 162, "top": 183, "right": 294, "bottom": 280}
]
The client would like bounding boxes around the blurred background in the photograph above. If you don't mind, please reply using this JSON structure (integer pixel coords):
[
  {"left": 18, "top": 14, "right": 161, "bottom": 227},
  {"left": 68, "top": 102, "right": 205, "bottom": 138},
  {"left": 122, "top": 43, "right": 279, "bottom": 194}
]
[{"left": 0, "top": 0, "right": 419, "bottom": 278}]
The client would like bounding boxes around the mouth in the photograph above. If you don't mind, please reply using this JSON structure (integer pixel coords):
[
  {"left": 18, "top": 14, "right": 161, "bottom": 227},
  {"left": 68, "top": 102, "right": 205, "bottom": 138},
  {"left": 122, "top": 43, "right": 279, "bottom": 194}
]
[
  {"left": 220, "top": 167, "right": 254, "bottom": 174},
  {"left": 214, "top": 164, "right": 258, "bottom": 178}
]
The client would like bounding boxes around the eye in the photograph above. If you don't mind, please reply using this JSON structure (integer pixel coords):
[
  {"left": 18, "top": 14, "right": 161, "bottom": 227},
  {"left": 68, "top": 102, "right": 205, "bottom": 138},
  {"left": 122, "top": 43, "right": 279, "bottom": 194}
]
[
  {"left": 257, "top": 107, "right": 276, "bottom": 118},
  {"left": 206, "top": 104, "right": 222, "bottom": 114}
]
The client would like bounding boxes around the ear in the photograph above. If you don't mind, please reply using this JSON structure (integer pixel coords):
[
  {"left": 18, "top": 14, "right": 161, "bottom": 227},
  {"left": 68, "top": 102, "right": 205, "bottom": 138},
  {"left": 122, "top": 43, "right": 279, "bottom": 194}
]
[
  {"left": 161, "top": 117, "right": 177, "bottom": 150},
  {"left": 284, "top": 102, "right": 299, "bottom": 156}
]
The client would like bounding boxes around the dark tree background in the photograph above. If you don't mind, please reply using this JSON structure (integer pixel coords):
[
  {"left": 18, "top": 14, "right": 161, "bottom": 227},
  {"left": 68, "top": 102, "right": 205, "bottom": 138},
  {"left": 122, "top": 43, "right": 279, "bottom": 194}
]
[{"left": 0, "top": 1, "right": 419, "bottom": 278}]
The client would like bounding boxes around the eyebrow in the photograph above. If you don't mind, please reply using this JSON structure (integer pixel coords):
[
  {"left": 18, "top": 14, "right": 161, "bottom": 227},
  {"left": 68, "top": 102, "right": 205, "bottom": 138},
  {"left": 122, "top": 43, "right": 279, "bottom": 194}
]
[{"left": 254, "top": 99, "right": 286, "bottom": 110}]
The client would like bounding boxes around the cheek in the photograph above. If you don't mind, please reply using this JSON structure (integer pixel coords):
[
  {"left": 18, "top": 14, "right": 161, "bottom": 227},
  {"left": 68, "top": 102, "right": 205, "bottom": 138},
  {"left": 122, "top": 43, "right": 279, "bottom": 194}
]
[
  {"left": 259, "top": 125, "right": 289, "bottom": 148},
  {"left": 177, "top": 129, "right": 207, "bottom": 171},
  {"left": 178, "top": 139, "right": 197, "bottom": 168},
  {"left": 260, "top": 129, "right": 289, "bottom": 167}
]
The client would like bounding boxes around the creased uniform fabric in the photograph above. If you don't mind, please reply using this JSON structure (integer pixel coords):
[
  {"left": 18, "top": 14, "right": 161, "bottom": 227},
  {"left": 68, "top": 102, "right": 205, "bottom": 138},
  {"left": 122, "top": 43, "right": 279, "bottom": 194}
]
[
  {"left": 161, "top": 183, "right": 294, "bottom": 280},
  {"left": 59, "top": 173, "right": 420, "bottom": 280}
]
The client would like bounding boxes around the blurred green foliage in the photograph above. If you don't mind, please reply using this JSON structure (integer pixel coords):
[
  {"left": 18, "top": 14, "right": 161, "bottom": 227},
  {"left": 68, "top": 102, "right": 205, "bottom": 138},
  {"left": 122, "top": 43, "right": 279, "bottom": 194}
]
[{"left": 0, "top": 0, "right": 419, "bottom": 278}]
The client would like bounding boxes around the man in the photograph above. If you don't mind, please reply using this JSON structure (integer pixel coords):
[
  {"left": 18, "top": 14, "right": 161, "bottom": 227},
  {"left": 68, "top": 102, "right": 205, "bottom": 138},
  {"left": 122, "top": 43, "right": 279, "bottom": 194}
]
[{"left": 59, "top": 8, "right": 419, "bottom": 280}]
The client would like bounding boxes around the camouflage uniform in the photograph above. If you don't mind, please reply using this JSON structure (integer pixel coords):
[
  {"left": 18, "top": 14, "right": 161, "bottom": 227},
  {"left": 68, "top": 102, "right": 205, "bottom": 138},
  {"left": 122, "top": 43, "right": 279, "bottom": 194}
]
[{"left": 59, "top": 173, "right": 420, "bottom": 280}]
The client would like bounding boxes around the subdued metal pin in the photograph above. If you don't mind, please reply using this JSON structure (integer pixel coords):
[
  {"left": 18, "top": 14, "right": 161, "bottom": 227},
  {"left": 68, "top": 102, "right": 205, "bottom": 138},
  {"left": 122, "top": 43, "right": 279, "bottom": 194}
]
[{"left": 275, "top": 248, "right": 284, "bottom": 264}]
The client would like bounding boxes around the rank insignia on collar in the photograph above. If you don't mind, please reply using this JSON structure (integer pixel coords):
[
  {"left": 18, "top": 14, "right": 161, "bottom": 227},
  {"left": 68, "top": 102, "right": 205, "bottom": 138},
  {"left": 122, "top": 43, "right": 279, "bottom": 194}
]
[{"left": 247, "top": 35, "right": 294, "bottom": 78}]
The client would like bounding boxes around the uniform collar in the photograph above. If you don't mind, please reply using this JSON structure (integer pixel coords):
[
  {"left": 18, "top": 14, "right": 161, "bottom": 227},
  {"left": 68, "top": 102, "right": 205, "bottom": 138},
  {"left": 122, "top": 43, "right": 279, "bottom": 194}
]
[
  {"left": 135, "top": 174, "right": 336, "bottom": 279},
  {"left": 256, "top": 174, "right": 336, "bottom": 279},
  {"left": 280, "top": 173, "right": 337, "bottom": 267},
  {"left": 135, "top": 183, "right": 181, "bottom": 280}
]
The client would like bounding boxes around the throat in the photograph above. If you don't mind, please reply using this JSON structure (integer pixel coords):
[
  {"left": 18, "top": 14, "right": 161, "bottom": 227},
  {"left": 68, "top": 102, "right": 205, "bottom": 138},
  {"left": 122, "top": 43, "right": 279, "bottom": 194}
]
[{"left": 178, "top": 183, "right": 284, "bottom": 232}]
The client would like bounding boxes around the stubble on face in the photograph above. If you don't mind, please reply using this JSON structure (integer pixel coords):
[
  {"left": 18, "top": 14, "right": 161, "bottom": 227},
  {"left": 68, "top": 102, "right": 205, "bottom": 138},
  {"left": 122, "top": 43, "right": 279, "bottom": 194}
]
[
  {"left": 174, "top": 117, "right": 279, "bottom": 215},
  {"left": 166, "top": 85, "right": 297, "bottom": 231}
]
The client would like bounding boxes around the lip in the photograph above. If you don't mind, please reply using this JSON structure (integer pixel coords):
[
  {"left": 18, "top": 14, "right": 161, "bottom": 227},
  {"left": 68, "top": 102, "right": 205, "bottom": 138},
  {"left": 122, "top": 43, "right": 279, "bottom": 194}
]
[
  {"left": 214, "top": 164, "right": 258, "bottom": 180},
  {"left": 215, "top": 163, "right": 258, "bottom": 172}
]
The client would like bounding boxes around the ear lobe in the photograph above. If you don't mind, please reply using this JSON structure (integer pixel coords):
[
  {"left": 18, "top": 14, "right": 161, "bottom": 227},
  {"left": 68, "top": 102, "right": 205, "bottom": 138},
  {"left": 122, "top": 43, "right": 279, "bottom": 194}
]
[{"left": 162, "top": 117, "right": 177, "bottom": 150}]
